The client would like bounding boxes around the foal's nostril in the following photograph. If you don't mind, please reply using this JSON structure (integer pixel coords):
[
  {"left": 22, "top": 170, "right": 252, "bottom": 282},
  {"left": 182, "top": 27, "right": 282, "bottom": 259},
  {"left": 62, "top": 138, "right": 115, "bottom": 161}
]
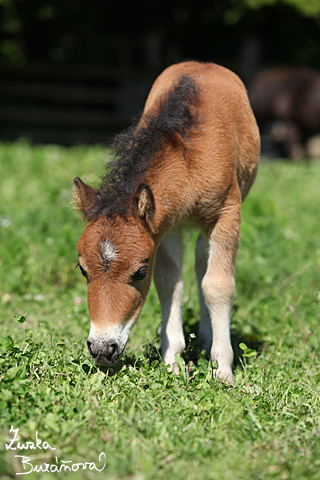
[
  {"left": 87, "top": 339, "right": 96, "bottom": 358},
  {"left": 87, "top": 337, "right": 119, "bottom": 364},
  {"left": 105, "top": 342, "right": 117, "bottom": 360}
]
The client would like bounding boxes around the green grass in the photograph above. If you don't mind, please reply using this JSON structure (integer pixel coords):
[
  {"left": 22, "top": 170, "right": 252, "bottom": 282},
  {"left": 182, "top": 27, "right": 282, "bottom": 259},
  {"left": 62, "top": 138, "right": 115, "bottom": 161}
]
[{"left": 0, "top": 140, "right": 320, "bottom": 480}]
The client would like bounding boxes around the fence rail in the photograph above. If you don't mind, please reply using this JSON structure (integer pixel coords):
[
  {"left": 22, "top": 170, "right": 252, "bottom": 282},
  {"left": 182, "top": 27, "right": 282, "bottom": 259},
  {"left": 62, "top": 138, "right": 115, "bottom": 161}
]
[{"left": 0, "top": 64, "right": 155, "bottom": 144}]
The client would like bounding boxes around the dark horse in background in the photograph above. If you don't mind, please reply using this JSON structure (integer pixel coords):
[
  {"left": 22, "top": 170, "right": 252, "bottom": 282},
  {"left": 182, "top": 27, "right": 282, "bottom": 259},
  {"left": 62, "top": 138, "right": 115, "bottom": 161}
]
[
  {"left": 73, "top": 61, "right": 260, "bottom": 384},
  {"left": 248, "top": 68, "right": 320, "bottom": 159}
]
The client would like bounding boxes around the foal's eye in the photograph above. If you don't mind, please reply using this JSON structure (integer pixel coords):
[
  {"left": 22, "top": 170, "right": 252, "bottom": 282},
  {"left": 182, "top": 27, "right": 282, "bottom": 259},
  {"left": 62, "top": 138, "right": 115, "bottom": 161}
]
[
  {"left": 132, "top": 267, "right": 148, "bottom": 281},
  {"left": 76, "top": 261, "right": 88, "bottom": 280}
]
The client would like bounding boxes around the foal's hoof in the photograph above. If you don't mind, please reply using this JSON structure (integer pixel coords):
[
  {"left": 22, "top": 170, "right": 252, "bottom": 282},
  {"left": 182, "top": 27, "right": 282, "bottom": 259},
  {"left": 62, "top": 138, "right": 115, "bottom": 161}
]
[
  {"left": 214, "top": 369, "right": 234, "bottom": 385},
  {"left": 171, "top": 362, "right": 180, "bottom": 376}
]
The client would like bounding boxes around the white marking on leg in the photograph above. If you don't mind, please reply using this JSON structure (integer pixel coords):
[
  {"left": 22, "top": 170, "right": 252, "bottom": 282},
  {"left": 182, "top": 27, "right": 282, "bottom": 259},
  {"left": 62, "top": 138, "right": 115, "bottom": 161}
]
[
  {"left": 202, "top": 235, "right": 237, "bottom": 384},
  {"left": 154, "top": 228, "right": 185, "bottom": 366}
]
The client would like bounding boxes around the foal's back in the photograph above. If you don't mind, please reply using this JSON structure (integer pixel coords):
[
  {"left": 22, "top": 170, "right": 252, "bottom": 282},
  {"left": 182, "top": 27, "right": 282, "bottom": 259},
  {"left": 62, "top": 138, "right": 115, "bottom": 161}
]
[{"left": 144, "top": 61, "right": 260, "bottom": 204}]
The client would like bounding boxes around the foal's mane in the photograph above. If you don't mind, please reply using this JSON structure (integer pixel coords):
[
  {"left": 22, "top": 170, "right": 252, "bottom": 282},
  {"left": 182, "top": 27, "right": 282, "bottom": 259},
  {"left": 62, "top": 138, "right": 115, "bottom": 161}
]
[{"left": 92, "top": 74, "right": 199, "bottom": 219}]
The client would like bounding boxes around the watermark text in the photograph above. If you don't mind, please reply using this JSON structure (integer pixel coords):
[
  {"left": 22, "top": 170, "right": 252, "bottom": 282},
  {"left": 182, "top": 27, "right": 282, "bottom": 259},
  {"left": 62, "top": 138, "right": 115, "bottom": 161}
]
[{"left": 5, "top": 426, "right": 106, "bottom": 475}]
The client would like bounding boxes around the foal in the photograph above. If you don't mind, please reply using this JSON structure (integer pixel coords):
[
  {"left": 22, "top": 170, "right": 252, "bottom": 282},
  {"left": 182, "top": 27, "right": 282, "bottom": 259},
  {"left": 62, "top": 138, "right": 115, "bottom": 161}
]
[{"left": 73, "top": 61, "right": 260, "bottom": 383}]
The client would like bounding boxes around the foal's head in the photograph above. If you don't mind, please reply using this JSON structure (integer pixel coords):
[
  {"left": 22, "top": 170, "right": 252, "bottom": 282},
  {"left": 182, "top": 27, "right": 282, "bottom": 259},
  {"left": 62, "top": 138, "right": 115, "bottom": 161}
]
[{"left": 74, "top": 177, "right": 156, "bottom": 365}]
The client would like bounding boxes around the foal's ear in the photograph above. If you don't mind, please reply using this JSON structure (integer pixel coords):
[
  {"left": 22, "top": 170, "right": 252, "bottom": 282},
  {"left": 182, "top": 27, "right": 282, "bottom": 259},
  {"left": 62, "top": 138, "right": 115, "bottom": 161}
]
[
  {"left": 73, "top": 177, "right": 98, "bottom": 220},
  {"left": 134, "top": 183, "right": 155, "bottom": 230}
]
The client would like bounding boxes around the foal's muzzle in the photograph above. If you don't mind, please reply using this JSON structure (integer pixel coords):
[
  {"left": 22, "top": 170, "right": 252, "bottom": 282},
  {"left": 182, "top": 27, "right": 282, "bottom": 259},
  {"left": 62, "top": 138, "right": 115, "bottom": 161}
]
[{"left": 87, "top": 337, "right": 120, "bottom": 365}]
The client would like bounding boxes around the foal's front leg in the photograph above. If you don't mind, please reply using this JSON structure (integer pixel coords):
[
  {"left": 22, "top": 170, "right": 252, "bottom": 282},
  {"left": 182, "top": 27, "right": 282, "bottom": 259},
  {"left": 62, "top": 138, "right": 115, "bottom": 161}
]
[
  {"left": 201, "top": 201, "right": 241, "bottom": 384},
  {"left": 153, "top": 228, "right": 185, "bottom": 366}
]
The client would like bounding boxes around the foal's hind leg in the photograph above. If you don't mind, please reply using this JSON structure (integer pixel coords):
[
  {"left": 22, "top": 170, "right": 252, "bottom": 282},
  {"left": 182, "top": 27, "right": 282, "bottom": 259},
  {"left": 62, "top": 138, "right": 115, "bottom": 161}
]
[
  {"left": 154, "top": 227, "right": 185, "bottom": 366},
  {"left": 201, "top": 201, "right": 241, "bottom": 384},
  {"left": 195, "top": 233, "right": 212, "bottom": 354}
]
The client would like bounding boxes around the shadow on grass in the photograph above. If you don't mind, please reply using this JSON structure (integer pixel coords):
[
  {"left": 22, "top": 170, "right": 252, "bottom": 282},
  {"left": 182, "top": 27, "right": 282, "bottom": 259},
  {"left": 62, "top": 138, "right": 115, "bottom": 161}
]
[
  {"left": 90, "top": 314, "right": 265, "bottom": 376},
  {"left": 182, "top": 313, "right": 265, "bottom": 370},
  {"left": 94, "top": 342, "right": 163, "bottom": 376}
]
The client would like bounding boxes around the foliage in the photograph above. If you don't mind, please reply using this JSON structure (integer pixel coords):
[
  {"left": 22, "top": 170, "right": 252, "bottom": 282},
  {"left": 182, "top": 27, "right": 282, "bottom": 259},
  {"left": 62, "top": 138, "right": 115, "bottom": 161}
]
[
  {"left": 226, "top": 0, "right": 320, "bottom": 22},
  {"left": 1, "top": 0, "right": 320, "bottom": 68},
  {"left": 0, "top": 141, "right": 320, "bottom": 479}
]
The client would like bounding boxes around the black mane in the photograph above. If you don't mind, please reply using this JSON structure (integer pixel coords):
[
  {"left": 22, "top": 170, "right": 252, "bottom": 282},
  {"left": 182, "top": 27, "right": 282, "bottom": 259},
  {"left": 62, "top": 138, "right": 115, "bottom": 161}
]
[{"left": 92, "top": 74, "right": 199, "bottom": 219}]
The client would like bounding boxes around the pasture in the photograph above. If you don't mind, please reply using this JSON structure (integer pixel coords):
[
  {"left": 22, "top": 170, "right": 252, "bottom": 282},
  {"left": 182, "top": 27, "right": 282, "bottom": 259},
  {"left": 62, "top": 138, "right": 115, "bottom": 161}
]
[{"left": 0, "top": 140, "right": 320, "bottom": 479}]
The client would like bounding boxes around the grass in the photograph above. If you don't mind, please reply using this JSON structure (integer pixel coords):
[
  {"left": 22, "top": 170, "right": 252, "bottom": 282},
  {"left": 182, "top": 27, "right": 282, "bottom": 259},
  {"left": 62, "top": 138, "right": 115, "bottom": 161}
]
[{"left": 0, "top": 140, "right": 320, "bottom": 479}]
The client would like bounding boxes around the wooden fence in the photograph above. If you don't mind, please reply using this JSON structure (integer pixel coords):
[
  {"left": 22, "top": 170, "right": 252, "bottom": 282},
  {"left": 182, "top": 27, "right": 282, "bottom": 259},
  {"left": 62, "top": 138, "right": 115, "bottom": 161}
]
[{"left": 0, "top": 65, "right": 155, "bottom": 144}]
